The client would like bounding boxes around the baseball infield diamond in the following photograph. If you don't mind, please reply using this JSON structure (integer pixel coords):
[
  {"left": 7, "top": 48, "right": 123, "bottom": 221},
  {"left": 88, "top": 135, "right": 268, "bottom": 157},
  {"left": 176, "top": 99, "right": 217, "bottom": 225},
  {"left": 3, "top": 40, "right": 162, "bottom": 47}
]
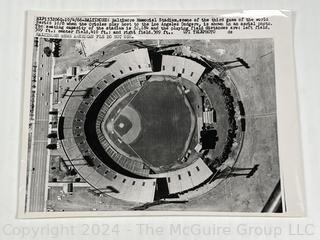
[{"left": 114, "top": 106, "right": 141, "bottom": 144}]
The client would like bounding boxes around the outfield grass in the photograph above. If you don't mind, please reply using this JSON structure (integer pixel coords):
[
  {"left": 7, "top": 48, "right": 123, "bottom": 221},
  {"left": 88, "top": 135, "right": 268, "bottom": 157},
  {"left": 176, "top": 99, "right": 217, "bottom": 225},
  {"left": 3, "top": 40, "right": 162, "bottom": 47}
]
[{"left": 129, "top": 78, "right": 193, "bottom": 170}]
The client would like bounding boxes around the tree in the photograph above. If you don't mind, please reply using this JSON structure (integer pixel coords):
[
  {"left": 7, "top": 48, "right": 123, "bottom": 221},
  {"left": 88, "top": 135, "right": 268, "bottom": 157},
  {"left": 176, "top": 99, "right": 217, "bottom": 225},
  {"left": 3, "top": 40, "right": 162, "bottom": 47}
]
[{"left": 43, "top": 47, "right": 52, "bottom": 57}]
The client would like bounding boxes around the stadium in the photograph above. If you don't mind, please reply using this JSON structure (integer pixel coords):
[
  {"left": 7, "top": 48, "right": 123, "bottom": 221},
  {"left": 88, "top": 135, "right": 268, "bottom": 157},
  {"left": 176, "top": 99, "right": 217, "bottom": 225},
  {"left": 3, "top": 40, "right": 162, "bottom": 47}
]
[{"left": 56, "top": 41, "right": 246, "bottom": 205}]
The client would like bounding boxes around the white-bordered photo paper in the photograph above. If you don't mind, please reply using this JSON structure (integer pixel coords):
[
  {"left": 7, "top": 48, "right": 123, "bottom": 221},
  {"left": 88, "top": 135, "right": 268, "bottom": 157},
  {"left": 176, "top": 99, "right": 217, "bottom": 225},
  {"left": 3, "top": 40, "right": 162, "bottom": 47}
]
[{"left": 18, "top": 10, "right": 305, "bottom": 218}]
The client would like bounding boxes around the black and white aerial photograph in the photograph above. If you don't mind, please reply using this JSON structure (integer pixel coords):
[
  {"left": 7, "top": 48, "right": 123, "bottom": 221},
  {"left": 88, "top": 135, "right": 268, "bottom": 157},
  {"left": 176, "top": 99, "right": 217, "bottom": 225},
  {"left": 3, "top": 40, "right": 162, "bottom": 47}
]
[{"left": 23, "top": 37, "right": 283, "bottom": 215}]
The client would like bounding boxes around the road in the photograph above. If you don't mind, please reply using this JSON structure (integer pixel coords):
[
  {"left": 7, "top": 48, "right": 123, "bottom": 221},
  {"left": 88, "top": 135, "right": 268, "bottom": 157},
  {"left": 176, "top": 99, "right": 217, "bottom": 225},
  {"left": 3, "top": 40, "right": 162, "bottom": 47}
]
[{"left": 27, "top": 38, "right": 53, "bottom": 212}]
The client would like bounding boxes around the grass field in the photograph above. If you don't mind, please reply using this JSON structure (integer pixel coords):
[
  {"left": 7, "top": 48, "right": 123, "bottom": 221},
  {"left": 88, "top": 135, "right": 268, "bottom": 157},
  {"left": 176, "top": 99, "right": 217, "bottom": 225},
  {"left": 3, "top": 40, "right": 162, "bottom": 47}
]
[{"left": 129, "top": 77, "right": 193, "bottom": 170}]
